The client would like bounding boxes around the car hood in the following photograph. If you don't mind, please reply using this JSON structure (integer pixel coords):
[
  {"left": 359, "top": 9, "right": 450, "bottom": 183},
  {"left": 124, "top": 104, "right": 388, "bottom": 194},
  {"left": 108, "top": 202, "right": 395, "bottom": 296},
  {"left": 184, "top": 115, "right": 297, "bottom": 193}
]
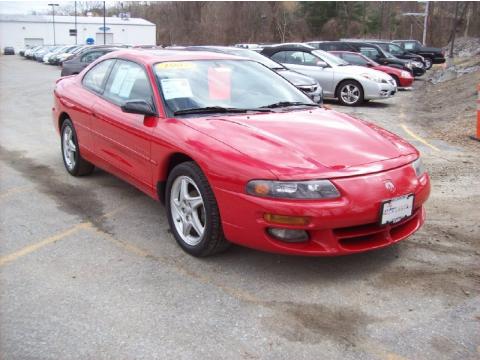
[
  {"left": 373, "top": 65, "right": 405, "bottom": 75},
  {"left": 333, "top": 65, "right": 393, "bottom": 80},
  {"left": 421, "top": 46, "right": 442, "bottom": 53},
  {"left": 276, "top": 68, "right": 317, "bottom": 86},
  {"left": 183, "top": 108, "right": 417, "bottom": 180}
]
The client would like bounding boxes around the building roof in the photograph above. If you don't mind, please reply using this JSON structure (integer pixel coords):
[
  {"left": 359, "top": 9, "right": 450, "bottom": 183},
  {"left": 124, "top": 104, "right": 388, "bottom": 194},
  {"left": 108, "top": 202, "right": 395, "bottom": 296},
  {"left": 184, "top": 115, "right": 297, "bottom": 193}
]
[{"left": 0, "top": 14, "right": 154, "bottom": 26}]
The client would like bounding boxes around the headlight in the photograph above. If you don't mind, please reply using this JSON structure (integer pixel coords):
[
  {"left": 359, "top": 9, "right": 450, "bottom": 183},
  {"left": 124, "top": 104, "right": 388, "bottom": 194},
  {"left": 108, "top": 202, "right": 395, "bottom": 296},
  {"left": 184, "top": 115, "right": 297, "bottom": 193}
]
[
  {"left": 401, "top": 71, "right": 412, "bottom": 78},
  {"left": 361, "top": 73, "right": 383, "bottom": 83},
  {"left": 246, "top": 180, "right": 340, "bottom": 199},
  {"left": 412, "top": 158, "right": 426, "bottom": 177},
  {"left": 413, "top": 61, "right": 423, "bottom": 68},
  {"left": 405, "top": 63, "right": 413, "bottom": 69}
]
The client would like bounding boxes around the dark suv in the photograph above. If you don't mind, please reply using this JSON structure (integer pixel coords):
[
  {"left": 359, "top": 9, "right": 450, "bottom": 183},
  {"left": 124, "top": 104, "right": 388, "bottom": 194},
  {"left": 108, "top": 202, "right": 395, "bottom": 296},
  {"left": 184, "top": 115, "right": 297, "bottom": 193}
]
[
  {"left": 392, "top": 40, "right": 445, "bottom": 69},
  {"left": 307, "top": 41, "right": 425, "bottom": 77},
  {"left": 360, "top": 41, "right": 426, "bottom": 66}
]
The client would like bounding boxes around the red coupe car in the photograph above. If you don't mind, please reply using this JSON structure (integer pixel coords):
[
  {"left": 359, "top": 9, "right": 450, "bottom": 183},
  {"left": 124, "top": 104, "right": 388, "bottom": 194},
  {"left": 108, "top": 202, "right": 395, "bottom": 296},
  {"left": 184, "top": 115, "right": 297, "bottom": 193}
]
[
  {"left": 330, "top": 51, "right": 414, "bottom": 88},
  {"left": 52, "top": 50, "right": 430, "bottom": 257}
]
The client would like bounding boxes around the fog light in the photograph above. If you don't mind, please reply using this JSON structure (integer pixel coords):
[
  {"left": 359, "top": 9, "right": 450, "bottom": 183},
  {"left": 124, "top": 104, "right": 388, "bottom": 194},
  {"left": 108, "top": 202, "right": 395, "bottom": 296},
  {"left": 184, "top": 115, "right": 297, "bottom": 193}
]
[{"left": 267, "top": 227, "right": 309, "bottom": 243}]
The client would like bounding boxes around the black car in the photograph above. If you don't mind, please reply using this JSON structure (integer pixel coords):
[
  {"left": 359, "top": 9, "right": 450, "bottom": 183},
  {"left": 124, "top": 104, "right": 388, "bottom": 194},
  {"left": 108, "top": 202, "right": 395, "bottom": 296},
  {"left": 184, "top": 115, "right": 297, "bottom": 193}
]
[
  {"left": 3, "top": 47, "right": 15, "bottom": 55},
  {"left": 392, "top": 40, "right": 445, "bottom": 69},
  {"left": 184, "top": 46, "right": 323, "bottom": 103},
  {"left": 61, "top": 47, "right": 119, "bottom": 76},
  {"left": 361, "top": 41, "right": 426, "bottom": 67},
  {"left": 307, "top": 41, "right": 425, "bottom": 77}
]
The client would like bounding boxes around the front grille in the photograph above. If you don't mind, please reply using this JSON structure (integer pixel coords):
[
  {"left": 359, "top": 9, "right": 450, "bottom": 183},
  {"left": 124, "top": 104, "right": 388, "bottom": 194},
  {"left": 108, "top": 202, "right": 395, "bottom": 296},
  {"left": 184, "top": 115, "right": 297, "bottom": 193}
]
[{"left": 333, "top": 209, "right": 421, "bottom": 251}]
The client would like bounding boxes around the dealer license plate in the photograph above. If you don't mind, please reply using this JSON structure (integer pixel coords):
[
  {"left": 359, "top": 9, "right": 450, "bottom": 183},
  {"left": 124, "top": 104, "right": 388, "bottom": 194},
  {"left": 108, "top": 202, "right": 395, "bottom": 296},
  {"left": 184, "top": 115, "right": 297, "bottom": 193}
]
[{"left": 380, "top": 194, "right": 414, "bottom": 225}]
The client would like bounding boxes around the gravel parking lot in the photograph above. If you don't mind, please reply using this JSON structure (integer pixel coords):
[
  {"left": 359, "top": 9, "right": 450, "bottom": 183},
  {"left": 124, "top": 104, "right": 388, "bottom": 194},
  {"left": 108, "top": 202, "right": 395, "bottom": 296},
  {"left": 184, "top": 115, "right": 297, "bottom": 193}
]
[{"left": 1, "top": 55, "right": 479, "bottom": 359}]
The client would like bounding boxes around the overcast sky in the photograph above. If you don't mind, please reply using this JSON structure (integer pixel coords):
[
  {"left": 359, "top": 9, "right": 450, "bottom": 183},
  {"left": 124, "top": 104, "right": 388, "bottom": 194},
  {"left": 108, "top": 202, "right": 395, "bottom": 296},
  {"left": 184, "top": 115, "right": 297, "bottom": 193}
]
[{"left": 0, "top": 1, "right": 118, "bottom": 15}]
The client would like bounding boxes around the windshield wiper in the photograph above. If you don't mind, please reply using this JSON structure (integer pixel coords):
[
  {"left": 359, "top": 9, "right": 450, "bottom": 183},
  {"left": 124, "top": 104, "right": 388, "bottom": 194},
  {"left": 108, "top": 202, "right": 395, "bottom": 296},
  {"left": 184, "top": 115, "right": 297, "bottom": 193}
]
[
  {"left": 260, "top": 101, "right": 319, "bottom": 109},
  {"left": 173, "top": 106, "right": 271, "bottom": 115}
]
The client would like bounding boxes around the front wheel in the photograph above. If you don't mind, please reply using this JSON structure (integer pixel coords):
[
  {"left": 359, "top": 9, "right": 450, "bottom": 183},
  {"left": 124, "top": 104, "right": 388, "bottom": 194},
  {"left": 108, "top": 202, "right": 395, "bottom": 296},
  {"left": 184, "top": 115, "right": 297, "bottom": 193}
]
[
  {"left": 165, "top": 162, "right": 230, "bottom": 257},
  {"left": 337, "top": 80, "right": 364, "bottom": 106},
  {"left": 423, "top": 57, "right": 433, "bottom": 70}
]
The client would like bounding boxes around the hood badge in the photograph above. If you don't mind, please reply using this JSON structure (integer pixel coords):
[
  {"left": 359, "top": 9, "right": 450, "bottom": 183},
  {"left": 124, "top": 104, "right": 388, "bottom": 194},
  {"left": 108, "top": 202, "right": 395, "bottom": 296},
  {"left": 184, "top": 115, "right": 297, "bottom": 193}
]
[{"left": 384, "top": 180, "right": 396, "bottom": 193}]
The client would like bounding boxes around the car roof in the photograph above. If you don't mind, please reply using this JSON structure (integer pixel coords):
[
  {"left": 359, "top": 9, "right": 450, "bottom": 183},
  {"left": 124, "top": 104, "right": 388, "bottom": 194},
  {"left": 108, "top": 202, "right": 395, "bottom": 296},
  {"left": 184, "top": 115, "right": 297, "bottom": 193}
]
[
  {"left": 101, "top": 49, "right": 245, "bottom": 65},
  {"left": 261, "top": 43, "right": 314, "bottom": 55}
]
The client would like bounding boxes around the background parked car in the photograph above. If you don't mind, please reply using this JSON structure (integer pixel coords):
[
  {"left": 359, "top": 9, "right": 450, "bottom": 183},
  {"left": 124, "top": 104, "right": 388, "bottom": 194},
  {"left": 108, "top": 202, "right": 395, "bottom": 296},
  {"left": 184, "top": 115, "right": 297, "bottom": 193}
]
[
  {"left": 392, "top": 40, "right": 446, "bottom": 69},
  {"left": 261, "top": 44, "right": 397, "bottom": 106},
  {"left": 330, "top": 51, "right": 414, "bottom": 88},
  {"left": 61, "top": 47, "right": 120, "bottom": 76},
  {"left": 185, "top": 45, "right": 323, "bottom": 103},
  {"left": 363, "top": 40, "right": 426, "bottom": 67},
  {"left": 307, "top": 41, "right": 425, "bottom": 77},
  {"left": 3, "top": 46, "right": 15, "bottom": 55}
]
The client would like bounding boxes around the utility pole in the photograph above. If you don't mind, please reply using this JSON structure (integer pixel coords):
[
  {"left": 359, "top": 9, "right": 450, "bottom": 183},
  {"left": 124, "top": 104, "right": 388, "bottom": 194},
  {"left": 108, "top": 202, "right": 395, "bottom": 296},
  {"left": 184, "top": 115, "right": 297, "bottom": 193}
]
[
  {"left": 103, "top": 1, "right": 106, "bottom": 45},
  {"left": 422, "top": 1, "right": 429, "bottom": 46},
  {"left": 401, "top": 1, "right": 429, "bottom": 44},
  {"left": 48, "top": 3, "right": 59, "bottom": 45},
  {"left": 74, "top": 1, "right": 77, "bottom": 45}
]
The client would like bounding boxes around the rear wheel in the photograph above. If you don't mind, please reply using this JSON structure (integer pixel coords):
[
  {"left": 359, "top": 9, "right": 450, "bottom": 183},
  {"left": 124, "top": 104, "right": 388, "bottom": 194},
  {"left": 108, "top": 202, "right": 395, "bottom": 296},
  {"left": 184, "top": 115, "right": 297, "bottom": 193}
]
[
  {"left": 61, "top": 119, "right": 94, "bottom": 176},
  {"left": 337, "top": 80, "right": 364, "bottom": 106},
  {"left": 165, "top": 162, "right": 230, "bottom": 257}
]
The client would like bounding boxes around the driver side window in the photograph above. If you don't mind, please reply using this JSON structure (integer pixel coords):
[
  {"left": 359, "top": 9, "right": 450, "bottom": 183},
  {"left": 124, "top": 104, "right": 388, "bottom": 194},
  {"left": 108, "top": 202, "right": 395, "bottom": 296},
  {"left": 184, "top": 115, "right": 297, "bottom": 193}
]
[
  {"left": 82, "top": 59, "right": 115, "bottom": 93},
  {"left": 103, "top": 59, "right": 154, "bottom": 107}
]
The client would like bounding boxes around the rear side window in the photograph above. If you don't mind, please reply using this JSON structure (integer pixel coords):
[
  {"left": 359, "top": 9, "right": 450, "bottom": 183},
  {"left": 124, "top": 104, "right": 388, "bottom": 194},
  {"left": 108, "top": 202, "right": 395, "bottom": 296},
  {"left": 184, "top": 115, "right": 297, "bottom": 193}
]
[
  {"left": 81, "top": 50, "right": 108, "bottom": 63},
  {"left": 271, "top": 52, "right": 286, "bottom": 63},
  {"left": 82, "top": 59, "right": 115, "bottom": 93},
  {"left": 342, "top": 53, "right": 369, "bottom": 66},
  {"left": 403, "top": 42, "right": 417, "bottom": 50},
  {"left": 359, "top": 46, "right": 380, "bottom": 60},
  {"left": 103, "top": 60, "right": 154, "bottom": 107}
]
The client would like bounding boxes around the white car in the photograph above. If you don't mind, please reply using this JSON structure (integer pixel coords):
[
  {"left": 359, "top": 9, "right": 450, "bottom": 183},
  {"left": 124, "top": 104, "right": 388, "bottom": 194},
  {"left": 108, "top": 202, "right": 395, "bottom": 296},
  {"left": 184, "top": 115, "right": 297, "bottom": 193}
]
[{"left": 262, "top": 44, "right": 397, "bottom": 106}]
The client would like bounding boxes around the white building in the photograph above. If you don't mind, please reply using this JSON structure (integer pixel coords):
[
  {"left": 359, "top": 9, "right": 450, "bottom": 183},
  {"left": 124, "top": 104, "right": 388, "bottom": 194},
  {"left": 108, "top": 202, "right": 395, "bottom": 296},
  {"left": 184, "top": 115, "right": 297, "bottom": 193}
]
[{"left": 0, "top": 14, "right": 156, "bottom": 50}]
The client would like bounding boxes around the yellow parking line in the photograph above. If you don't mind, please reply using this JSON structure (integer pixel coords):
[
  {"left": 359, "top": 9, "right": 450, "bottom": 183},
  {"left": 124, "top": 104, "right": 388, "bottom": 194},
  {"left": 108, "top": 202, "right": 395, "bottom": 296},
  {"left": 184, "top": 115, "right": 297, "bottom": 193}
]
[
  {"left": 0, "top": 222, "right": 92, "bottom": 267},
  {"left": 400, "top": 123, "right": 440, "bottom": 152},
  {"left": 0, "top": 204, "right": 129, "bottom": 267}
]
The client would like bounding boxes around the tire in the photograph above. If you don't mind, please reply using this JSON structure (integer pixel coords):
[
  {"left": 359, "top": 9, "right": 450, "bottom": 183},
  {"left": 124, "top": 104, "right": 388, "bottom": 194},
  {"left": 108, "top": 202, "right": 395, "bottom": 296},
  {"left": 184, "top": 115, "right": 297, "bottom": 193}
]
[
  {"left": 60, "top": 119, "right": 94, "bottom": 176},
  {"left": 337, "top": 80, "right": 364, "bottom": 106},
  {"left": 423, "top": 57, "right": 433, "bottom": 70},
  {"left": 165, "top": 161, "right": 230, "bottom": 257},
  {"left": 391, "top": 75, "right": 401, "bottom": 87}
]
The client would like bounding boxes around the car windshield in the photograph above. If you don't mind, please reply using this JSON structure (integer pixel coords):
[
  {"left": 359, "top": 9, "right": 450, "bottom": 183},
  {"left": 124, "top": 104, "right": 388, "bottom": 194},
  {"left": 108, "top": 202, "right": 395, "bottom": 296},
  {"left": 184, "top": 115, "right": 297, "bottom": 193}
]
[
  {"left": 384, "top": 51, "right": 396, "bottom": 59},
  {"left": 312, "top": 50, "right": 349, "bottom": 66},
  {"left": 388, "top": 43, "right": 405, "bottom": 55},
  {"left": 153, "top": 59, "right": 313, "bottom": 116}
]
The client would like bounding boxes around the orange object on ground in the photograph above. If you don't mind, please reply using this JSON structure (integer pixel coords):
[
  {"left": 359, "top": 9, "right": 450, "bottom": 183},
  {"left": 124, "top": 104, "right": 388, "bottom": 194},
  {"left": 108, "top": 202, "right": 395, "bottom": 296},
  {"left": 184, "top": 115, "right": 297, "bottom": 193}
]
[{"left": 477, "top": 84, "right": 480, "bottom": 139}]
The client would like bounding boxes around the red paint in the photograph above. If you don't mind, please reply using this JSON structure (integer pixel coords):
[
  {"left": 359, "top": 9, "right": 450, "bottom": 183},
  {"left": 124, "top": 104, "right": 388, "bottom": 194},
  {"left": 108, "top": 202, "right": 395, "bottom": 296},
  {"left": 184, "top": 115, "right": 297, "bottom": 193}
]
[
  {"left": 53, "top": 50, "right": 430, "bottom": 255},
  {"left": 330, "top": 51, "right": 414, "bottom": 88}
]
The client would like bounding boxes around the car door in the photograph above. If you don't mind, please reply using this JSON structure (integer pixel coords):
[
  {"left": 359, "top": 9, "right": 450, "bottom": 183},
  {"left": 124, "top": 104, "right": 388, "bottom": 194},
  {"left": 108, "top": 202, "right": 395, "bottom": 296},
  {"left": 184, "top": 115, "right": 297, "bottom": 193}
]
[
  {"left": 91, "top": 59, "right": 156, "bottom": 189},
  {"left": 280, "top": 51, "right": 335, "bottom": 96}
]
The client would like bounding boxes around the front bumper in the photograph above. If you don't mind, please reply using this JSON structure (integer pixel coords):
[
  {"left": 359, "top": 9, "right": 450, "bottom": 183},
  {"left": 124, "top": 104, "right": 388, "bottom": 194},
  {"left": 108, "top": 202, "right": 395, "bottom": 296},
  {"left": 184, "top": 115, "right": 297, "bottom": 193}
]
[
  {"left": 215, "top": 163, "right": 430, "bottom": 256},
  {"left": 363, "top": 80, "right": 397, "bottom": 100}
]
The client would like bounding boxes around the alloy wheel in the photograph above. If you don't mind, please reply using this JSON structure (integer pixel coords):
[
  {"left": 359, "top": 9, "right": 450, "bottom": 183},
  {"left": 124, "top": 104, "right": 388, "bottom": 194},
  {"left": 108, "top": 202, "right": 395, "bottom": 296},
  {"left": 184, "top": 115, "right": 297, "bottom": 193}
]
[
  {"left": 340, "top": 84, "right": 360, "bottom": 105},
  {"left": 170, "top": 175, "right": 206, "bottom": 246}
]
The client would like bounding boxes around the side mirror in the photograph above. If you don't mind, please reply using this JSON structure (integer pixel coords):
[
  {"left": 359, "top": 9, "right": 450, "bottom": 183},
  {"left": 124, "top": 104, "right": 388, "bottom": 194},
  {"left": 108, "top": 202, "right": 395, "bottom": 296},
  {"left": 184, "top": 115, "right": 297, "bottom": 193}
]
[
  {"left": 121, "top": 100, "right": 156, "bottom": 116},
  {"left": 316, "top": 60, "right": 328, "bottom": 68},
  {"left": 366, "top": 62, "right": 373, "bottom": 67}
]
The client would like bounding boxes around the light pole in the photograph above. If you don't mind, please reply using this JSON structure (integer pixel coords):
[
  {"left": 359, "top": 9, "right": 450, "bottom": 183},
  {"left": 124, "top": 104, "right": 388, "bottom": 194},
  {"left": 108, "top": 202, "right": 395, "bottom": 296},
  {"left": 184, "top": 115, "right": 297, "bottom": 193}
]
[
  {"left": 401, "top": 1, "right": 429, "bottom": 45},
  {"left": 103, "top": 1, "right": 106, "bottom": 45},
  {"left": 48, "top": 3, "right": 59, "bottom": 45},
  {"left": 74, "top": 1, "right": 77, "bottom": 45}
]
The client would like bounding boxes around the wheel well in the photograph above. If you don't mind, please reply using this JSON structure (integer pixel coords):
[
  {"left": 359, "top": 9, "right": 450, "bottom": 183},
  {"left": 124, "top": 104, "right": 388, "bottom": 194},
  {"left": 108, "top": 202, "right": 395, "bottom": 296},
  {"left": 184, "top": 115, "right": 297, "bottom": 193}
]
[
  {"left": 58, "top": 112, "right": 70, "bottom": 131},
  {"left": 157, "top": 153, "right": 194, "bottom": 204},
  {"left": 335, "top": 79, "right": 363, "bottom": 98}
]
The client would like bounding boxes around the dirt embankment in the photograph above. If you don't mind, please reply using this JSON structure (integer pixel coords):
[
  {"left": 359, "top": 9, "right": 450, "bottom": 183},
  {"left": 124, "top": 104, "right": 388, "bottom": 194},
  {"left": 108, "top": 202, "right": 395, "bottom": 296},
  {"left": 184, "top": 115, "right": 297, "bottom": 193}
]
[{"left": 413, "top": 38, "right": 480, "bottom": 148}]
